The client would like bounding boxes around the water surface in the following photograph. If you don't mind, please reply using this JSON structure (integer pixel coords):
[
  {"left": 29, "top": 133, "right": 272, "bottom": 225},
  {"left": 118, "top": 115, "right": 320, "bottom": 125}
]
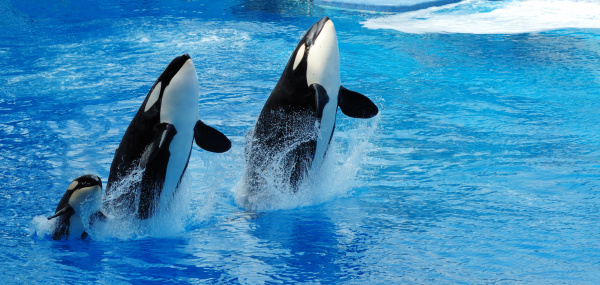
[{"left": 1, "top": 0, "right": 600, "bottom": 283}]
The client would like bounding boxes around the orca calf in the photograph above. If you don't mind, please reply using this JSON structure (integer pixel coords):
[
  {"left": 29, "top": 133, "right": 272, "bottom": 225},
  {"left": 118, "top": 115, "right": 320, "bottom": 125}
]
[
  {"left": 106, "top": 54, "right": 231, "bottom": 219},
  {"left": 48, "top": 174, "right": 104, "bottom": 240},
  {"left": 243, "top": 17, "right": 378, "bottom": 197}
]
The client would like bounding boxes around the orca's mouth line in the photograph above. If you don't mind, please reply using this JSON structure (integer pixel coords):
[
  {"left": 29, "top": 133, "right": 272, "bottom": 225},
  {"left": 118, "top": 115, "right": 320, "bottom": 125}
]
[{"left": 305, "top": 17, "right": 331, "bottom": 47}]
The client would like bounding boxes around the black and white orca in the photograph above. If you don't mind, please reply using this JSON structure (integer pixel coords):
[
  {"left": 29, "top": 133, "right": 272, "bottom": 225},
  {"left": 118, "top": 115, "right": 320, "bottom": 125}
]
[
  {"left": 243, "top": 17, "right": 378, "bottom": 195},
  {"left": 48, "top": 174, "right": 104, "bottom": 240},
  {"left": 106, "top": 54, "right": 231, "bottom": 219}
]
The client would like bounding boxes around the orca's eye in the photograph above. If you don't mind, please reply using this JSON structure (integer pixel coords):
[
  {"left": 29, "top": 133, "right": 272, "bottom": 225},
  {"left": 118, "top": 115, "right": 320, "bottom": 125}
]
[{"left": 77, "top": 180, "right": 94, "bottom": 188}]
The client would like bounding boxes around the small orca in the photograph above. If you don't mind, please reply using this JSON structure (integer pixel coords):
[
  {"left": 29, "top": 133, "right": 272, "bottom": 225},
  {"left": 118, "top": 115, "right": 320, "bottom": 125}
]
[
  {"left": 48, "top": 174, "right": 104, "bottom": 240},
  {"left": 105, "top": 54, "right": 231, "bottom": 219},
  {"left": 243, "top": 17, "right": 378, "bottom": 195}
]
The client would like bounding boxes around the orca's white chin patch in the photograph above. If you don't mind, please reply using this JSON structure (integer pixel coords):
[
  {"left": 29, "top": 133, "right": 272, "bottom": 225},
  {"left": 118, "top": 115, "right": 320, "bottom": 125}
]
[
  {"left": 158, "top": 58, "right": 200, "bottom": 209},
  {"left": 172, "top": 60, "right": 197, "bottom": 89},
  {"left": 160, "top": 59, "right": 200, "bottom": 124},
  {"left": 306, "top": 20, "right": 341, "bottom": 91},
  {"left": 305, "top": 20, "right": 342, "bottom": 170},
  {"left": 69, "top": 185, "right": 102, "bottom": 214}
]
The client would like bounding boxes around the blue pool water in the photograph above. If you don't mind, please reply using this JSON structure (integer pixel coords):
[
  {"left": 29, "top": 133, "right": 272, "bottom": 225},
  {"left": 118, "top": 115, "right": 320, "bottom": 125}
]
[
  {"left": 2, "top": 0, "right": 600, "bottom": 283},
  {"left": 315, "top": 0, "right": 462, "bottom": 13}
]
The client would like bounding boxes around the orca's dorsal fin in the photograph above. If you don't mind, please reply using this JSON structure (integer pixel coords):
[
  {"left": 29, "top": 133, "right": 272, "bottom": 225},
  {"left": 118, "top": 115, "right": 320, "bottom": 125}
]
[
  {"left": 311, "top": 83, "right": 330, "bottom": 118},
  {"left": 338, "top": 86, "right": 378, "bottom": 118},
  {"left": 194, "top": 120, "right": 231, "bottom": 153},
  {"left": 140, "top": 123, "right": 177, "bottom": 168}
]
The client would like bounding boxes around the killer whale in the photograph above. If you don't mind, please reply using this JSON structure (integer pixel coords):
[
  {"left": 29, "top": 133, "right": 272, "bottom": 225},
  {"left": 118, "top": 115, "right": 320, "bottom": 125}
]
[
  {"left": 47, "top": 174, "right": 104, "bottom": 240},
  {"left": 105, "top": 54, "right": 231, "bottom": 219},
  {"left": 242, "top": 17, "right": 378, "bottom": 199}
]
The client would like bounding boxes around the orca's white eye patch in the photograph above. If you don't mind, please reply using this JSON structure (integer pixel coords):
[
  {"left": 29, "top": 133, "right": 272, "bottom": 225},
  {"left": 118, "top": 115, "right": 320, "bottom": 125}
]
[
  {"left": 67, "top": 181, "right": 78, "bottom": 191},
  {"left": 293, "top": 44, "right": 306, "bottom": 71},
  {"left": 145, "top": 82, "right": 162, "bottom": 112}
]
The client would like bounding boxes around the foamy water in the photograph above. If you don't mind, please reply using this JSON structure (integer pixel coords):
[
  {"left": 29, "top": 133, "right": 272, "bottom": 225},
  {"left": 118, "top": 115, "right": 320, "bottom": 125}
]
[
  {"left": 363, "top": 0, "right": 600, "bottom": 34},
  {"left": 32, "top": 117, "right": 378, "bottom": 240},
  {"left": 235, "top": 117, "right": 379, "bottom": 211},
  {"left": 33, "top": 170, "right": 188, "bottom": 240}
]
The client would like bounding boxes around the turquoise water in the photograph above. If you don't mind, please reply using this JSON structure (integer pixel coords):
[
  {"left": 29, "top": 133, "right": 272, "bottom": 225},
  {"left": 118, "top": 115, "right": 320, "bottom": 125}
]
[{"left": 2, "top": 0, "right": 600, "bottom": 283}]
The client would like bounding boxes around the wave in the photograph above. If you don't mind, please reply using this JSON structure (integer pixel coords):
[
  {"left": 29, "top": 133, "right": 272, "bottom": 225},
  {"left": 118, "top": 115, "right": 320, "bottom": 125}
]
[{"left": 362, "top": 0, "right": 600, "bottom": 34}]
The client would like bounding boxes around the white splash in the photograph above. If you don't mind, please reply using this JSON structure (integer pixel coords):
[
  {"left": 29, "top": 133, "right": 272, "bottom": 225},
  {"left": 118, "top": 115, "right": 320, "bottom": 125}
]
[
  {"left": 88, "top": 168, "right": 193, "bottom": 240},
  {"left": 362, "top": 0, "right": 600, "bottom": 34},
  {"left": 32, "top": 167, "right": 197, "bottom": 241},
  {"left": 235, "top": 118, "right": 378, "bottom": 211},
  {"left": 31, "top": 215, "right": 57, "bottom": 239}
]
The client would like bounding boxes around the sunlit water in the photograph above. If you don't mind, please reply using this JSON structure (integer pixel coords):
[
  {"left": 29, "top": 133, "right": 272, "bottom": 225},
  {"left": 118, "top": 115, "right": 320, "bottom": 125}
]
[
  {"left": 363, "top": 0, "right": 600, "bottom": 34},
  {"left": 2, "top": 0, "right": 600, "bottom": 283}
]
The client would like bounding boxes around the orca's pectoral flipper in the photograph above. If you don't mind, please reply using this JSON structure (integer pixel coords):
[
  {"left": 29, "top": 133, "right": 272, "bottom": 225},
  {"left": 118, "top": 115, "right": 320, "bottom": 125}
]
[
  {"left": 47, "top": 205, "right": 74, "bottom": 220},
  {"left": 338, "top": 86, "right": 379, "bottom": 118},
  {"left": 140, "top": 123, "right": 177, "bottom": 168},
  {"left": 194, "top": 120, "right": 231, "bottom": 153}
]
